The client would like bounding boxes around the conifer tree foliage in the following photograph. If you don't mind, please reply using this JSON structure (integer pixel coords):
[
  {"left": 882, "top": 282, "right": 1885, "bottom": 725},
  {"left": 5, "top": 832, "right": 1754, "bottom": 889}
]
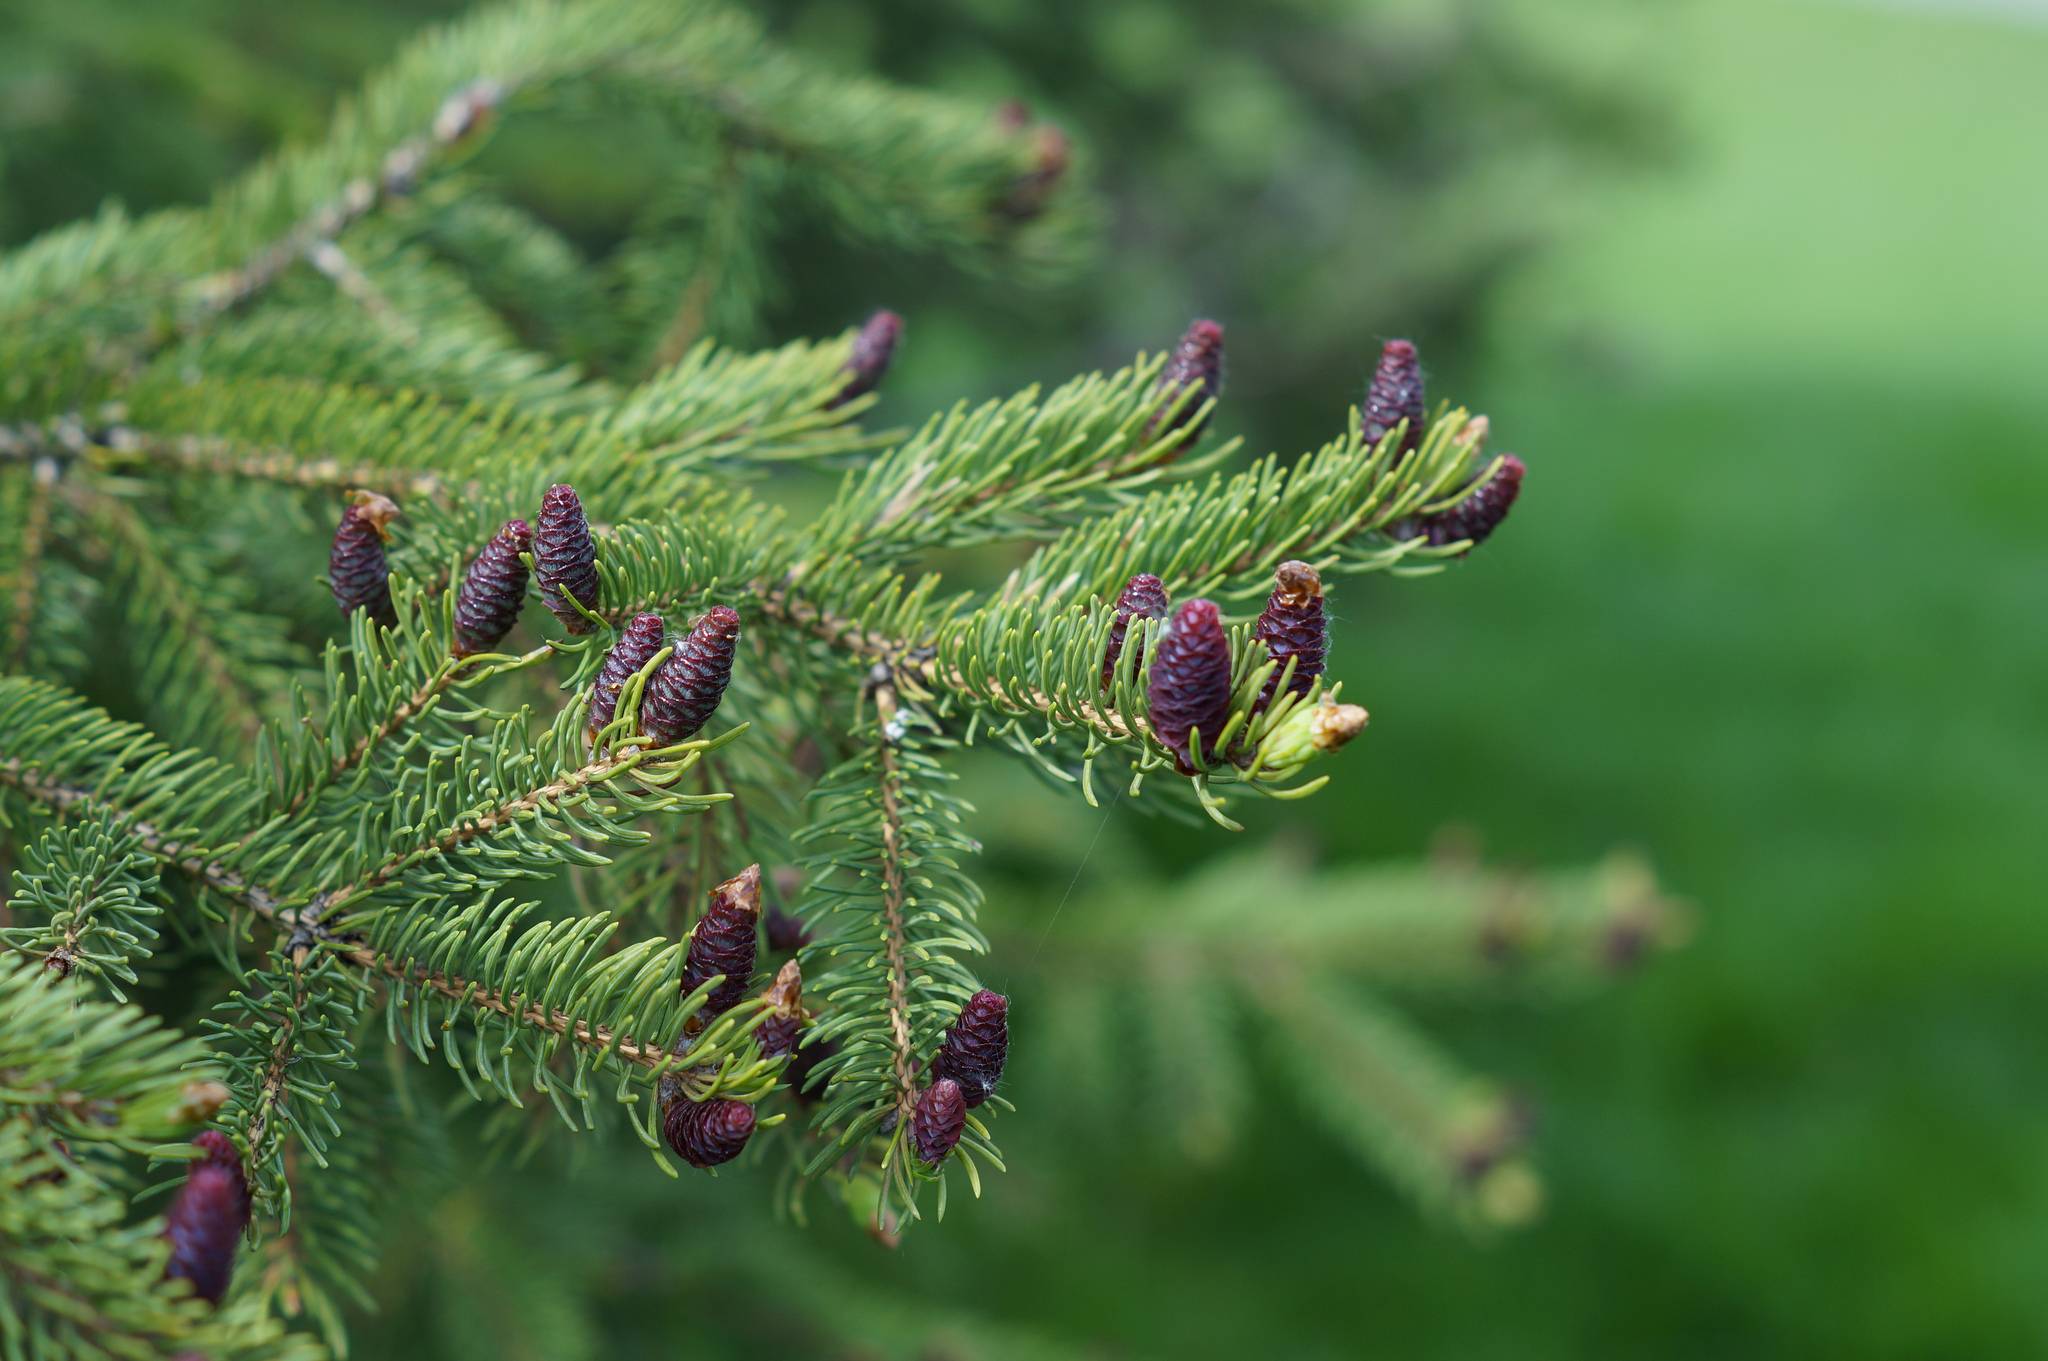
[{"left": 0, "top": 1, "right": 1676, "bottom": 1355}]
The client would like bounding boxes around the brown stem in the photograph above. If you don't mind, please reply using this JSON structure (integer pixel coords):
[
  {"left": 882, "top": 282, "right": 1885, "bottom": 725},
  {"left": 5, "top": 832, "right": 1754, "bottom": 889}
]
[{"left": 871, "top": 681, "right": 920, "bottom": 1118}]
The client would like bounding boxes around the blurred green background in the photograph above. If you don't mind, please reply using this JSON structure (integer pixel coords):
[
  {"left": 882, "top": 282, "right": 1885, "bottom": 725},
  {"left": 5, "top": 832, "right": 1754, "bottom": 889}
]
[{"left": 4, "top": 0, "right": 2044, "bottom": 1355}]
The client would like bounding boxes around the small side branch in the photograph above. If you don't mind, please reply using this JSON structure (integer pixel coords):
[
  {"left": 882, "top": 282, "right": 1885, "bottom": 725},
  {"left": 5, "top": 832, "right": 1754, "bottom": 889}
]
[{"left": 870, "top": 679, "right": 921, "bottom": 1119}]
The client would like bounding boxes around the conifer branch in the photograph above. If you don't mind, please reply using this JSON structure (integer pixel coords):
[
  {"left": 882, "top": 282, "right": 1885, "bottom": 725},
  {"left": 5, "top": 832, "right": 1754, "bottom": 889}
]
[{"left": 872, "top": 682, "right": 924, "bottom": 1119}]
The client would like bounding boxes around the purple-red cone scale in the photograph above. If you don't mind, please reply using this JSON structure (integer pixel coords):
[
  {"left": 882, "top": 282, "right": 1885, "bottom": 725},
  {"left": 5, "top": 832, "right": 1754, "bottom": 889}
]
[
  {"left": 641, "top": 605, "right": 740, "bottom": 744},
  {"left": 452, "top": 518, "right": 532, "bottom": 656},
  {"left": 680, "top": 864, "right": 760, "bottom": 1021},
  {"left": 1362, "top": 339, "right": 1427, "bottom": 461},
  {"left": 912, "top": 1079, "right": 967, "bottom": 1166},
  {"left": 1101, "top": 572, "right": 1170, "bottom": 689},
  {"left": 189, "top": 1130, "right": 251, "bottom": 1231},
  {"left": 1146, "top": 598, "right": 1234, "bottom": 773},
  {"left": 1425, "top": 455, "right": 1525, "bottom": 550},
  {"left": 833, "top": 310, "right": 902, "bottom": 408},
  {"left": 1254, "top": 560, "right": 1327, "bottom": 706},
  {"left": 929, "top": 988, "right": 1009, "bottom": 1108},
  {"left": 663, "top": 1097, "right": 756, "bottom": 1168},
  {"left": 162, "top": 1150, "right": 247, "bottom": 1305},
  {"left": 534, "top": 483, "right": 600, "bottom": 632},
  {"left": 328, "top": 491, "right": 399, "bottom": 627},
  {"left": 587, "top": 612, "right": 665, "bottom": 739},
  {"left": 1146, "top": 319, "right": 1225, "bottom": 454}
]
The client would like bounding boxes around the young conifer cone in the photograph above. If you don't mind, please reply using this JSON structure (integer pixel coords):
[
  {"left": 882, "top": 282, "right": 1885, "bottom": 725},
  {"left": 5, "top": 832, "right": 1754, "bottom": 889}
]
[
  {"left": 1145, "top": 319, "right": 1225, "bottom": 455},
  {"left": 929, "top": 988, "right": 1009, "bottom": 1108},
  {"left": 663, "top": 1096, "right": 756, "bottom": 1169},
  {"left": 1101, "top": 571, "right": 1170, "bottom": 689},
  {"left": 641, "top": 605, "right": 740, "bottom": 744},
  {"left": 162, "top": 1139, "right": 250, "bottom": 1305},
  {"left": 1146, "top": 598, "right": 1235, "bottom": 773},
  {"left": 755, "top": 959, "right": 805, "bottom": 1059},
  {"left": 681, "top": 863, "right": 761, "bottom": 1022},
  {"left": 328, "top": 490, "right": 400, "bottom": 627},
  {"left": 1424, "top": 455, "right": 1526, "bottom": 551},
  {"left": 1362, "top": 339, "right": 1427, "bottom": 461},
  {"left": 999, "top": 123, "right": 1071, "bottom": 221},
  {"left": 451, "top": 518, "right": 532, "bottom": 657},
  {"left": 189, "top": 1130, "right": 251, "bottom": 1231},
  {"left": 831, "top": 309, "right": 902, "bottom": 408},
  {"left": 586, "top": 612, "right": 665, "bottom": 741},
  {"left": 534, "top": 483, "right": 600, "bottom": 632},
  {"left": 1254, "top": 560, "right": 1327, "bottom": 707},
  {"left": 912, "top": 1079, "right": 968, "bottom": 1166}
]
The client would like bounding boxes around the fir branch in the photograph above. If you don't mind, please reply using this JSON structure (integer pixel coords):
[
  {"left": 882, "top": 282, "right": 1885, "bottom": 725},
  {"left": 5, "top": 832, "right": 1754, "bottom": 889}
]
[
  {"left": 0, "top": 813, "right": 162, "bottom": 998},
  {"left": 872, "top": 682, "right": 924, "bottom": 1120}
]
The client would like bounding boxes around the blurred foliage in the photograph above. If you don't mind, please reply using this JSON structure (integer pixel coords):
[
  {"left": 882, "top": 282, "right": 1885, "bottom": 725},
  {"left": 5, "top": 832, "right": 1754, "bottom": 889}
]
[{"left": 3, "top": 0, "right": 2043, "bottom": 1356}]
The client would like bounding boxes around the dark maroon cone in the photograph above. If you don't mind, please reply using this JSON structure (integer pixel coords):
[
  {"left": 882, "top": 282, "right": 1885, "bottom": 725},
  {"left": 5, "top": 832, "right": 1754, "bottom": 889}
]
[
  {"left": 1424, "top": 455, "right": 1525, "bottom": 552},
  {"left": 1146, "top": 599, "right": 1235, "bottom": 773},
  {"left": 190, "top": 1130, "right": 251, "bottom": 1231},
  {"left": 755, "top": 960, "right": 804, "bottom": 1059},
  {"left": 831, "top": 310, "right": 902, "bottom": 408},
  {"left": 929, "top": 988, "right": 1009, "bottom": 1109},
  {"left": 640, "top": 605, "right": 740, "bottom": 744},
  {"left": 1362, "top": 339, "right": 1427, "bottom": 462},
  {"left": 784, "top": 1036, "right": 839, "bottom": 1105},
  {"left": 162, "top": 1163, "right": 242, "bottom": 1305},
  {"left": 533, "top": 483, "right": 600, "bottom": 633},
  {"left": 764, "top": 904, "right": 810, "bottom": 953},
  {"left": 663, "top": 1096, "right": 756, "bottom": 1169},
  {"left": 999, "top": 124, "right": 1071, "bottom": 221},
  {"left": 451, "top": 518, "right": 532, "bottom": 657},
  {"left": 912, "top": 1079, "right": 968, "bottom": 1166},
  {"left": 1254, "top": 560, "right": 1327, "bottom": 707},
  {"left": 680, "top": 864, "right": 761, "bottom": 1021},
  {"left": 756, "top": 1012, "right": 801, "bottom": 1059},
  {"left": 586, "top": 612, "right": 665, "bottom": 741},
  {"left": 1101, "top": 572, "right": 1170, "bottom": 690},
  {"left": 328, "top": 491, "right": 399, "bottom": 628},
  {"left": 1144, "top": 319, "right": 1225, "bottom": 456}
]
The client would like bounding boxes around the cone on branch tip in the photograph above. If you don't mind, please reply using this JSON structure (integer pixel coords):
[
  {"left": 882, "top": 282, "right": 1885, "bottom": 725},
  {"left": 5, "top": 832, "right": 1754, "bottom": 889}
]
[
  {"left": 641, "top": 604, "right": 740, "bottom": 744},
  {"left": 998, "top": 120, "right": 1071, "bottom": 221},
  {"left": 1420, "top": 455, "right": 1525, "bottom": 551},
  {"left": 451, "top": 518, "right": 532, "bottom": 657},
  {"left": 162, "top": 1137, "right": 250, "bottom": 1306},
  {"left": 912, "top": 1079, "right": 968, "bottom": 1166},
  {"left": 328, "top": 490, "right": 399, "bottom": 627},
  {"left": 1261, "top": 695, "right": 1369, "bottom": 769},
  {"left": 534, "top": 483, "right": 599, "bottom": 633},
  {"left": 1146, "top": 598, "right": 1233, "bottom": 774},
  {"left": 929, "top": 988, "right": 1008, "bottom": 1108},
  {"left": 586, "top": 612, "right": 665, "bottom": 742},
  {"left": 190, "top": 1130, "right": 251, "bottom": 1231},
  {"left": 1145, "top": 318, "right": 1224, "bottom": 456},
  {"left": 1254, "top": 560, "right": 1326, "bottom": 708},
  {"left": 755, "top": 959, "right": 805, "bottom": 1059},
  {"left": 663, "top": 1096, "right": 756, "bottom": 1169},
  {"left": 1101, "top": 571, "right": 1169, "bottom": 689},
  {"left": 831, "top": 310, "right": 902, "bottom": 408},
  {"left": 1363, "top": 338, "right": 1427, "bottom": 461},
  {"left": 680, "top": 863, "right": 760, "bottom": 1024}
]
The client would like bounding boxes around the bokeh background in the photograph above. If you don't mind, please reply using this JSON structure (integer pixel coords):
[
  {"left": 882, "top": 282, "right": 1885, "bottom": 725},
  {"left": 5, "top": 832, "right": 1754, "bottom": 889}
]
[{"left": 4, "top": 0, "right": 2044, "bottom": 1355}]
